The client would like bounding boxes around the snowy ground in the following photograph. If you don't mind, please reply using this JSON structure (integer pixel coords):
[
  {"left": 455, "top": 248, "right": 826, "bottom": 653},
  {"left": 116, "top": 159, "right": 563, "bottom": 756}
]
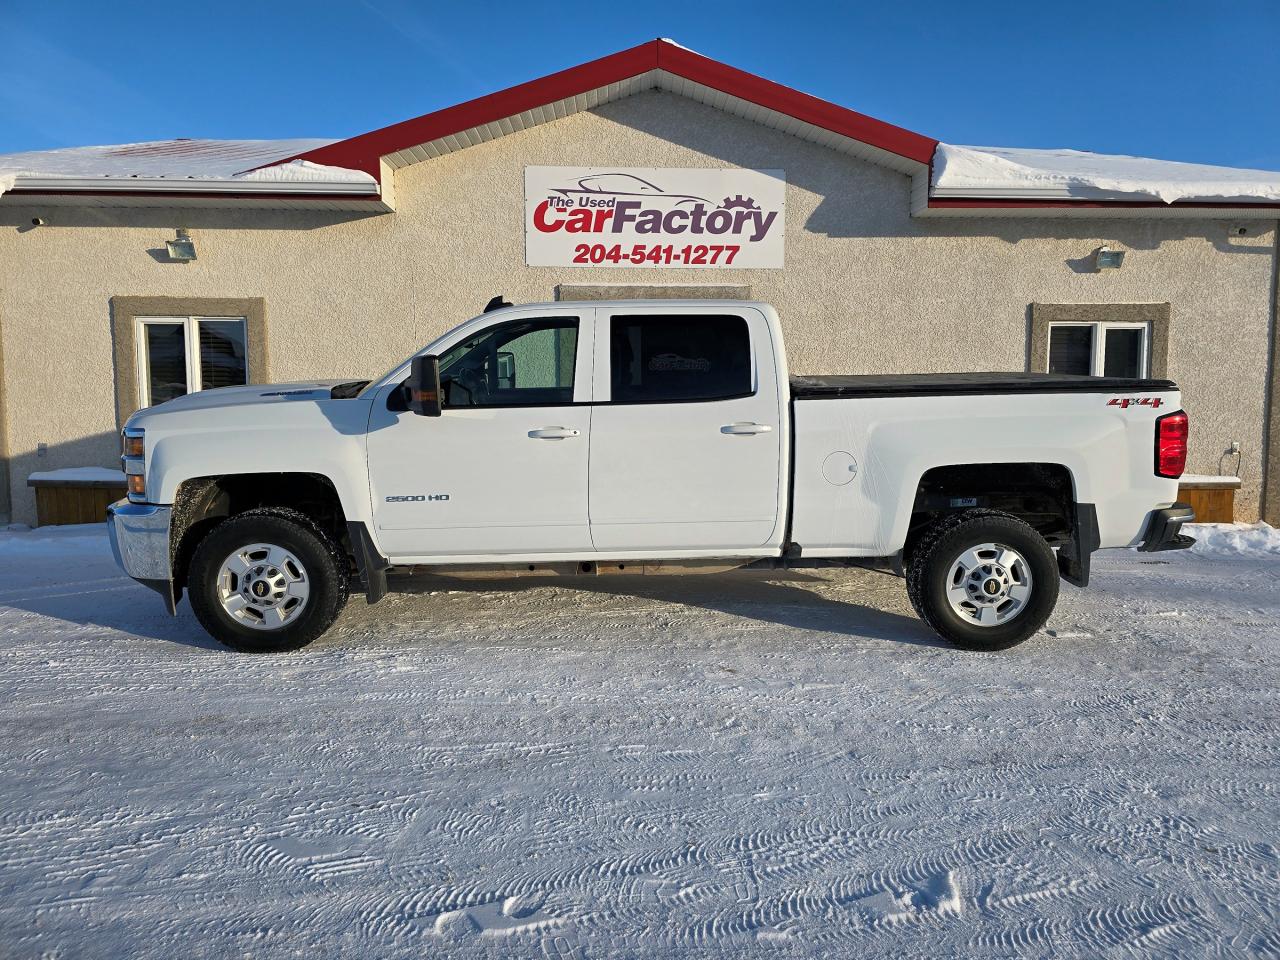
[{"left": 0, "top": 525, "right": 1277, "bottom": 959}]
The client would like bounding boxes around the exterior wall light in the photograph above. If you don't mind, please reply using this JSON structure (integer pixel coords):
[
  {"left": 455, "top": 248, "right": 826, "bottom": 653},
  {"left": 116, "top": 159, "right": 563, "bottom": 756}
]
[
  {"left": 1094, "top": 246, "right": 1125, "bottom": 270},
  {"left": 166, "top": 228, "right": 197, "bottom": 262}
]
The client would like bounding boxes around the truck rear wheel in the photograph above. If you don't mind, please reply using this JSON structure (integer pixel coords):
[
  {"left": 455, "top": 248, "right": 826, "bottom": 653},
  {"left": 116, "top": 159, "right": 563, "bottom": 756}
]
[
  {"left": 906, "top": 510, "right": 1058, "bottom": 651},
  {"left": 188, "top": 508, "right": 350, "bottom": 652}
]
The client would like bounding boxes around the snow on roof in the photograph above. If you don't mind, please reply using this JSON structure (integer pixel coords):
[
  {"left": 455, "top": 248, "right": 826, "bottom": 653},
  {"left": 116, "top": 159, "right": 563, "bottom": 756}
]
[
  {"left": 0, "top": 138, "right": 378, "bottom": 197},
  {"left": 932, "top": 143, "right": 1280, "bottom": 204}
]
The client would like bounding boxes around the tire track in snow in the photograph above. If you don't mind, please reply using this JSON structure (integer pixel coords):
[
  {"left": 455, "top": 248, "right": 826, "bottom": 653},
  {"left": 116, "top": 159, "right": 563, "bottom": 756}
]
[{"left": 2, "top": 532, "right": 1278, "bottom": 958}]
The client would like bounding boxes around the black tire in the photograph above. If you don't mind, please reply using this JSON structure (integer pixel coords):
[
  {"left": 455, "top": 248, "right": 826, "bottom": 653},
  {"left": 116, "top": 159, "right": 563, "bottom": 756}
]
[
  {"left": 906, "top": 509, "right": 1059, "bottom": 651},
  {"left": 187, "top": 507, "right": 350, "bottom": 653}
]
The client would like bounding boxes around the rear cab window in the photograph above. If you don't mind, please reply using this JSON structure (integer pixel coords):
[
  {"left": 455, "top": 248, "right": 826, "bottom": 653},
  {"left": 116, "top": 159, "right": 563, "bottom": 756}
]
[{"left": 609, "top": 314, "right": 752, "bottom": 403}]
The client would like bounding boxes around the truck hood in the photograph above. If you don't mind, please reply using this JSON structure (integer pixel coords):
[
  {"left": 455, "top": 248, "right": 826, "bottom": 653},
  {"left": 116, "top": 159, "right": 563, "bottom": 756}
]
[{"left": 126, "top": 381, "right": 358, "bottom": 425}]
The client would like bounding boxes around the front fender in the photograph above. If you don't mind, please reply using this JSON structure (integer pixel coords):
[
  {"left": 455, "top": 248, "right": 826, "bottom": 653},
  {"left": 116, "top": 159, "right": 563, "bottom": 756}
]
[{"left": 141, "top": 396, "right": 375, "bottom": 527}]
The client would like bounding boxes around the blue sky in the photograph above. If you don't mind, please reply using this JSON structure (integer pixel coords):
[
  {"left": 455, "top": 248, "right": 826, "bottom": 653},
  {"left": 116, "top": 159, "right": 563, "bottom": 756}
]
[{"left": 2, "top": 1, "right": 1278, "bottom": 170}]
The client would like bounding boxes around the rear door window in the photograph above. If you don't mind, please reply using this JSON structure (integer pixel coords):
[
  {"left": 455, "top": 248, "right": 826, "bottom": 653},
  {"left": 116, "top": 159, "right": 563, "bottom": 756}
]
[{"left": 609, "top": 314, "right": 752, "bottom": 403}]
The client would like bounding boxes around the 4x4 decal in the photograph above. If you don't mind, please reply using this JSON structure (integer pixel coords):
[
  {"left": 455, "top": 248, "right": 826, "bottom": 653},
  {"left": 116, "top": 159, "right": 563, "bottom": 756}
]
[{"left": 1108, "top": 397, "right": 1164, "bottom": 410}]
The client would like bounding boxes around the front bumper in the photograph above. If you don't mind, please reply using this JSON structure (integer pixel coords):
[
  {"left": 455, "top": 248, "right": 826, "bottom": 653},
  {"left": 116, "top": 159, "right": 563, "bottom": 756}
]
[
  {"left": 1138, "top": 502, "right": 1196, "bottom": 552},
  {"left": 107, "top": 499, "right": 177, "bottom": 613}
]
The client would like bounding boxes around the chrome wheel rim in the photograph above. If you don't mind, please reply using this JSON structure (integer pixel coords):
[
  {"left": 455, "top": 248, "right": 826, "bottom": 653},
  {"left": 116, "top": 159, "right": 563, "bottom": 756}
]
[
  {"left": 946, "top": 542, "right": 1033, "bottom": 627},
  {"left": 216, "top": 543, "right": 310, "bottom": 631}
]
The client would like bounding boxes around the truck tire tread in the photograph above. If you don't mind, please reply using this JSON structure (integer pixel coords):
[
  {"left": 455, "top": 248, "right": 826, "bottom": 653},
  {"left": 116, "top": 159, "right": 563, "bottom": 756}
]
[
  {"left": 187, "top": 507, "right": 350, "bottom": 653},
  {"left": 906, "top": 509, "right": 1058, "bottom": 651}
]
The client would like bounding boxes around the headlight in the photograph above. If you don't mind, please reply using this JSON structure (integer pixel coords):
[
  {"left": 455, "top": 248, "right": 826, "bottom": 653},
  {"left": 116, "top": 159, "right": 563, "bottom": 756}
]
[{"left": 122, "top": 429, "right": 145, "bottom": 502}]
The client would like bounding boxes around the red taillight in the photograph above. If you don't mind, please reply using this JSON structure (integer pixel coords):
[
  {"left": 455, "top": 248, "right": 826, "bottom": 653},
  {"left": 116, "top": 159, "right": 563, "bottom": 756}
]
[{"left": 1155, "top": 410, "right": 1188, "bottom": 478}]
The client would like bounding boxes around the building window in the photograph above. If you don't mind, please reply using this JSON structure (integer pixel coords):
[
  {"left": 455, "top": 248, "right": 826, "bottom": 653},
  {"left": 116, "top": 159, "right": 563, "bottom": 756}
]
[
  {"left": 1029, "top": 303, "right": 1169, "bottom": 381},
  {"left": 1047, "top": 322, "right": 1149, "bottom": 378},
  {"left": 135, "top": 316, "right": 248, "bottom": 406}
]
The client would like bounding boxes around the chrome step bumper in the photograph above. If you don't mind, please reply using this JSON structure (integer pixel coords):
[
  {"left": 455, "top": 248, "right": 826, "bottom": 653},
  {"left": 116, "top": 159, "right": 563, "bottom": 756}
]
[{"left": 106, "top": 499, "right": 178, "bottom": 613}]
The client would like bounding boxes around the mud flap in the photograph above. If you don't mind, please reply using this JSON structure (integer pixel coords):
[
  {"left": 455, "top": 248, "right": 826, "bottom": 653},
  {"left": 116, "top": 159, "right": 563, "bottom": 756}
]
[
  {"left": 347, "top": 521, "right": 392, "bottom": 604},
  {"left": 1058, "top": 502, "right": 1100, "bottom": 588}
]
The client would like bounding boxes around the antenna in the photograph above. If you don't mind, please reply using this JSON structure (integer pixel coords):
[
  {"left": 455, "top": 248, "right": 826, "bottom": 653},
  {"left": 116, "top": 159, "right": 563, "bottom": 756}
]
[{"left": 484, "top": 295, "right": 512, "bottom": 313}]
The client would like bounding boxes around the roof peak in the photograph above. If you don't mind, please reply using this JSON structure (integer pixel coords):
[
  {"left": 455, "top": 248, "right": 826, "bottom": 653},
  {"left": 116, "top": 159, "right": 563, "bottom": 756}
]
[{"left": 282, "top": 39, "right": 937, "bottom": 180}]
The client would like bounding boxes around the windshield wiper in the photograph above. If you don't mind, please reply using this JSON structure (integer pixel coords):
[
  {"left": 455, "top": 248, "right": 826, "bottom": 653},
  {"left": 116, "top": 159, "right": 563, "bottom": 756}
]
[{"left": 330, "top": 380, "right": 371, "bottom": 399}]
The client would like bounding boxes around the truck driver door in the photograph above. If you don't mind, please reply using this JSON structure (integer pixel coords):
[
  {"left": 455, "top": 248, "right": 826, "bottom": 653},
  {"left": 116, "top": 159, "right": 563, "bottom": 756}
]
[{"left": 367, "top": 310, "right": 594, "bottom": 559}]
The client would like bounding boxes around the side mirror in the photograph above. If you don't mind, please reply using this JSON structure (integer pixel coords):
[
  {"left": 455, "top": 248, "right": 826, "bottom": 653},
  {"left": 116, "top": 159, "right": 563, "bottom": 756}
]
[{"left": 405, "top": 354, "right": 443, "bottom": 416}]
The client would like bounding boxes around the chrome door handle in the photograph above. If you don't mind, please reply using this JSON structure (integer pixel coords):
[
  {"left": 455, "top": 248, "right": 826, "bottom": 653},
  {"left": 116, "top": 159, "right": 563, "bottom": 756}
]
[
  {"left": 720, "top": 422, "right": 774, "bottom": 435},
  {"left": 528, "top": 426, "right": 581, "bottom": 440}
]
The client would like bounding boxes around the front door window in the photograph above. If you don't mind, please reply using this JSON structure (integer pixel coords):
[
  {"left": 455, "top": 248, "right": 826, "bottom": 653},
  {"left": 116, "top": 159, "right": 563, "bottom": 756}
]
[{"left": 438, "top": 317, "right": 578, "bottom": 407}]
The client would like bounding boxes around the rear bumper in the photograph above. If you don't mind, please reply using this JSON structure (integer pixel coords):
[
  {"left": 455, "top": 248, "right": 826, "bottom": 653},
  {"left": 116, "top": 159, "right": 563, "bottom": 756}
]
[
  {"left": 107, "top": 499, "right": 177, "bottom": 613},
  {"left": 1138, "top": 502, "right": 1196, "bottom": 553}
]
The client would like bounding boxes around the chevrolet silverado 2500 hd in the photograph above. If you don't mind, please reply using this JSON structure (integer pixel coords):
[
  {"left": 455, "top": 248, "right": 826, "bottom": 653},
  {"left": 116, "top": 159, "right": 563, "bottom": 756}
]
[{"left": 107, "top": 300, "right": 1194, "bottom": 652}]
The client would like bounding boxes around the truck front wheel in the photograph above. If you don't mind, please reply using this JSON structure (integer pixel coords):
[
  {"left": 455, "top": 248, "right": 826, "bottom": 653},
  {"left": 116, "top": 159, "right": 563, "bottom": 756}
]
[
  {"left": 187, "top": 508, "right": 350, "bottom": 652},
  {"left": 906, "top": 510, "right": 1059, "bottom": 651}
]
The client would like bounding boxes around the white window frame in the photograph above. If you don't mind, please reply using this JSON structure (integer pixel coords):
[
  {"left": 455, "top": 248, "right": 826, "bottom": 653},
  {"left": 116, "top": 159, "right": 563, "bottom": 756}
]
[
  {"left": 135, "top": 315, "right": 248, "bottom": 407},
  {"left": 1046, "top": 321, "right": 1149, "bottom": 378}
]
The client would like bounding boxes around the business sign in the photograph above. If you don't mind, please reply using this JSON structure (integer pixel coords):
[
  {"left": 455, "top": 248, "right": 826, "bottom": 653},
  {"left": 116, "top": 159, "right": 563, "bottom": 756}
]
[{"left": 525, "top": 167, "right": 785, "bottom": 268}]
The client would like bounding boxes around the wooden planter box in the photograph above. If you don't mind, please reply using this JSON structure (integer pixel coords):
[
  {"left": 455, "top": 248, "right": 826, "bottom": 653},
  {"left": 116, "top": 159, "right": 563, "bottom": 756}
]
[
  {"left": 28, "top": 470, "right": 127, "bottom": 527},
  {"left": 1177, "top": 475, "right": 1240, "bottom": 524}
]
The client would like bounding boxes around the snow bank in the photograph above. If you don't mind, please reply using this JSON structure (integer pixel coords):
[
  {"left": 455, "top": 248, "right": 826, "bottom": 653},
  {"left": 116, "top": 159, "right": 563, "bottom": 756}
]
[
  {"left": 1187, "top": 522, "right": 1280, "bottom": 556},
  {"left": 933, "top": 143, "right": 1280, "bottom": 204}
]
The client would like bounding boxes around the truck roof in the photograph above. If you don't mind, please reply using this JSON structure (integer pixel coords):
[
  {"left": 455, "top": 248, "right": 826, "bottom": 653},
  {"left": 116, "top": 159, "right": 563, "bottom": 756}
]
[{"left": 480, "top": 299, "right": 773, "bottom": 314}]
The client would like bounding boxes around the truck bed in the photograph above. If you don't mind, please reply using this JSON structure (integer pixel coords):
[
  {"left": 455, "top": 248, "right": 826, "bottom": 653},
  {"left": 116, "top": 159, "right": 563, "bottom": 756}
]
[{"left": 791, "top": 372, "right": 1177, "bottom": 399}]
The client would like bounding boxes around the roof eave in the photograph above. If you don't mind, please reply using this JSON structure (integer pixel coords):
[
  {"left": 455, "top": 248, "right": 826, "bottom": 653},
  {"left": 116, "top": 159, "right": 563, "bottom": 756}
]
[
  {"left": 5, "top": 175, "right": 380, "bottom": 196},
  {"left": 919, "top": 195, "right": 1280, "bottom": 218},
  {"left": 1, "top": 186, "right": 390, "bottom": 212}
]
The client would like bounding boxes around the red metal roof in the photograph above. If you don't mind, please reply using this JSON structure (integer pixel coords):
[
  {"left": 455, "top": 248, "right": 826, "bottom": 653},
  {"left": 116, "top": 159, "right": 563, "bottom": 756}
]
[{"left": 286, "top": 39, "right": 939, "bottom": 182}]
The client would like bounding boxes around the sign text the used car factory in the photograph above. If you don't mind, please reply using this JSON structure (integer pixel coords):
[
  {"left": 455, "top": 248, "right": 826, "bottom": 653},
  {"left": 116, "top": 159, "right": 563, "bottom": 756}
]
[{"left": 525, "top": 167, "right": 785, "bottom": 268}]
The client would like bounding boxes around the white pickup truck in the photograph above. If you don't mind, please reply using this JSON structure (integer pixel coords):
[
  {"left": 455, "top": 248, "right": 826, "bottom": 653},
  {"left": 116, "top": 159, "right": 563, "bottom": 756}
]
[{"left": 108, "top": 299, "right": 1194, "bottom": 653}]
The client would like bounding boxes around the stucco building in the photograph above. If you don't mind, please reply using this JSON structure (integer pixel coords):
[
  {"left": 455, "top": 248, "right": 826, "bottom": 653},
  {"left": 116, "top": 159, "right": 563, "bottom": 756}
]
[{"left": 2, "top": 39, "right": 1278, "bottom": 526}]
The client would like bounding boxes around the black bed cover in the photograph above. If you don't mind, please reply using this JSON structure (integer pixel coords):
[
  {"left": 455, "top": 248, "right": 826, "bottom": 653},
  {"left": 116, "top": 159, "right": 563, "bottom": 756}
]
[{"left": 790, "top": 372, "right": 1178, "bottom": 400}]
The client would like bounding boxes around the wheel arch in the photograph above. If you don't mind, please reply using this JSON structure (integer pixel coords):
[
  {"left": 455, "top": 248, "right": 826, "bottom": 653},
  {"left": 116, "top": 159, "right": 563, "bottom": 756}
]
[
  {"left": 900, "top": 462, "right": 1095, "bottom": 585},
  {"left": 170, "top": 472, "right": 354, "bottom": 598}
]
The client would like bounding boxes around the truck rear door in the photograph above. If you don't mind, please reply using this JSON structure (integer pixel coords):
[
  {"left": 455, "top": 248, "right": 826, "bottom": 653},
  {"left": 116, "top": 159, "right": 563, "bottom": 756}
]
[{"left": 588, "top": 307, "right": 785, "bottom": 551}]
